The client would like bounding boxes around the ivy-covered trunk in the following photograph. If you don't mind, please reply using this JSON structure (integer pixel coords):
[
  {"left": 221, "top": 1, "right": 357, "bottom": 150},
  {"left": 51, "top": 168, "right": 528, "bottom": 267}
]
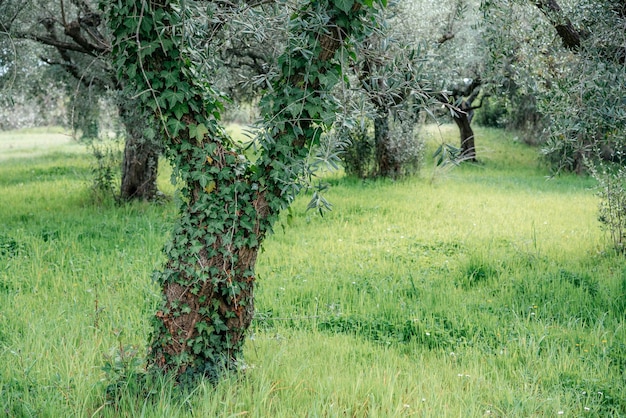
[
  {"left": 108, "top": 0, "right": 382, "bottom": 382},
  {"left": 150, "top": 160, "right": 267, "bottom": 380}
]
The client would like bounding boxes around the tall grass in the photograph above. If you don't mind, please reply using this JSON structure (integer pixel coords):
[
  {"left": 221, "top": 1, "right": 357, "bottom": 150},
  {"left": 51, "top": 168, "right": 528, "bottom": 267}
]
[{"left": 0, "top": 126, "right": 624, "bottom": 417}]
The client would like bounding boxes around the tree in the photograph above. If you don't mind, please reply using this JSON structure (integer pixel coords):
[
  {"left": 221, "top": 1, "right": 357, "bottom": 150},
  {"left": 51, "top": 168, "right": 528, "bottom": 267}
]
[
  {"left": 481, "top": 0, "right": 626, "bottom": 172},
  {"left": 398, "top": 0, "right": 489, "bottom": 161},
  {"left": 444, "top": 76, "right": 483, "bottom": 161},
  {"left": 0, "top": 0, "right": 161, "bottom": 201},
  {"left": 350, "top": 28, "right": 427, "bottom": 178},
  {"left": 107, "top": 0, "right": 385, "bottom": 382},
  {"left": 481, "top": 0, "right": 626, "bottom": 249},
  {"left": 527, "top": 0, "right": 626, "bottom": 248}
]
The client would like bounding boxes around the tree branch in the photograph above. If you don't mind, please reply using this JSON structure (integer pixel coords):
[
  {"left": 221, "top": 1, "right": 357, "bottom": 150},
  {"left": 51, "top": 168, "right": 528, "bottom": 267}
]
[
  {"left": 534, "top": 0, "right": 582, "bottom": 50},
  {"left": 20, "top": 32, "right": 91, "bottom": 54},
  {"left": 64, "top": 18, "right": 110, "bottom": 54}
]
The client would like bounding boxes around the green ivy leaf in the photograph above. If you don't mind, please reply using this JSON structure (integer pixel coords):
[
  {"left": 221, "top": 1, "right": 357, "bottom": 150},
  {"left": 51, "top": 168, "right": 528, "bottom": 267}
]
[
  {"left": 167, "top": 118, "right": 186, "bottom": 137},
  {"left": 334, "top": 0, "right": 354, "bottom": 13},
  {"left": 194, "top": 123, "right": 209, "bottom": 141},
  {"left": 162, "top": 90, "right": 186, "bottom": 107},
  {"left": 172, "top": 103, "right": 189, "bottom": 120}
]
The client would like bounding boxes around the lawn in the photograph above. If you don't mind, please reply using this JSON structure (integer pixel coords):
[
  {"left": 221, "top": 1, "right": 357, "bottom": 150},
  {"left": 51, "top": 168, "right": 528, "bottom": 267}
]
[{"left": 0, "top": 125, "right": 624, "bottom": 417}]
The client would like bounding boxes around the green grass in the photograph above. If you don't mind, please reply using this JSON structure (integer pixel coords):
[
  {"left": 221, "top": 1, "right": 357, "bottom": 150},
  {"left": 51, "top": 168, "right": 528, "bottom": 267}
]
[{"left": 1, "top": 126, "right": 624, "bottom": 417}]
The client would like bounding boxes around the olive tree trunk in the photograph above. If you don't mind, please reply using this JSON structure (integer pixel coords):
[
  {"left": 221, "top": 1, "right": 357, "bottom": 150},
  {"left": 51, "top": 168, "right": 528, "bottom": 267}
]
[
  {"left": 119, "top": 135, "right": 159, "bottom": 201},
  {"left": 118, "top": 101, "right": 161, "bottom": 201},
  {"left": 452, "top": 103, "right": 476, "bottom": 162},
  {"left": 374, "top": 114, "right": 398, "bottom": 177}
]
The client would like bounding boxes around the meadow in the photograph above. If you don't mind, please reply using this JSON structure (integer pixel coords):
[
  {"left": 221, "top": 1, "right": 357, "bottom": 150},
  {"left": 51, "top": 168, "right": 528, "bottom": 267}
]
[{"left": 0, "top": 125, "right": 624, "bottom": 417}]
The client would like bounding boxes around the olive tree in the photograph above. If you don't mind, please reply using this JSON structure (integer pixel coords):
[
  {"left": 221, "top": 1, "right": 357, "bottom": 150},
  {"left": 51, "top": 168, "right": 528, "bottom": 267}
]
[
  {"left": 0, "top": 0, "right": 161, "bottom": 201},
  {"left": 107, "top": 0, "right": 386, "bottom": 382},
  {"left": 337, "top": 5, "right": 432, "bottom": 179},
  {"left": 532, "top": 0, "right": 626, "bottom": 250},
  {"left": 395, "top": 0, "right": 489, "bottom": 161},
  {"left": 482, "top": 0, "right": 626, "bottom": 249}
]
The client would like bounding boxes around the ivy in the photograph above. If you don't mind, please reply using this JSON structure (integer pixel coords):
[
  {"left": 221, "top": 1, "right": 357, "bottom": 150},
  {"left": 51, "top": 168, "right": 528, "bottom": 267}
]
[{"left": 105, "top": 0, "right": 385, "bottom": 384}]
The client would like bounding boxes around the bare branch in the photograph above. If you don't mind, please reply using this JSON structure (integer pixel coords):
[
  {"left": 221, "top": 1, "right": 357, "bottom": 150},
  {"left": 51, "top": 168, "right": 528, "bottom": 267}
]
[
  {"left": 19, "top": 32, "right": 91, "bottom": 54},
  {"left": 64, "top": 17, "right": 110, "bottom": 54},
  {"left": 60, "top": 0, "right": 67, "bottom": 26}
]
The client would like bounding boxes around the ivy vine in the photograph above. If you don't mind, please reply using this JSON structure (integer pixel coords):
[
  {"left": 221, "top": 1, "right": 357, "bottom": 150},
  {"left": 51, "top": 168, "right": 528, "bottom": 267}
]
[{"left": 105, "top": 0, "right": 385, "bottom": 383}]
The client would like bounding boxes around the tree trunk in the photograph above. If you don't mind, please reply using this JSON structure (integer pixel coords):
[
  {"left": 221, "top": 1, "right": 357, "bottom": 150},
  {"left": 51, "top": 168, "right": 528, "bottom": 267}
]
[
  {"left": 108, "top": 0, "right": 375, "bottom": 384},
  {"left": 150, "top": 171, "right": 266, "bottom": 381},
  {"left": 374, "top": 114, "right": 394, "bottom": 177},
  {"left": 118, "top": 101, "right": 160, "bottom": 201},
  {"left": 453, "top": 102, "right": 476, "bottom": 162},
  {"left": 119, "top": 133, "right": 159, "bottom": 201}
]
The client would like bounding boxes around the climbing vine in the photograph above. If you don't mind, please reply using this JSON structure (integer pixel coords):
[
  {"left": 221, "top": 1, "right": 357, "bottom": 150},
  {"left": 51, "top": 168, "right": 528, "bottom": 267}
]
[{"left": 105, "top": 0, "right": 385, "bottom": 383}]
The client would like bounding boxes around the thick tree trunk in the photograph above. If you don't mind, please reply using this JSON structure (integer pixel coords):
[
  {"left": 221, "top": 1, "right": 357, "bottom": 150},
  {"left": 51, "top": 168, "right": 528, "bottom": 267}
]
[
  {"left": 150, "top": 173, "right": 266, "bottom": 380},
  {"left": 118, "top": 101, "right": 161, "bottom": 201},
  {"left": 109, "top": 0, "right": 374, "bottom": 384},
  {"left": 119, "top": 134, "right": 159, "bottom": 201}
]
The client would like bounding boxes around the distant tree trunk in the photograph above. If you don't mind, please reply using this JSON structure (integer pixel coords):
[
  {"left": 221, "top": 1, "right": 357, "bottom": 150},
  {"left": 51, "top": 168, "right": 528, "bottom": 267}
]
[
  {"left": 118, "top": 101, "right": 161, "bottom": 201},
  {"left": 437, "top": 77, "right": 482, "bottom": 162},
  {"left": 357, "top": 39, "right": 409, "bottom": 179},
  {"left": 119, "top": 134, "right": 159, "bottom": 201},
  {"left": 452, "top": 101, "right": 476, "bottom": 161},
  {"left": 374, "top": 114, "right": 395, "bottom": 177}
]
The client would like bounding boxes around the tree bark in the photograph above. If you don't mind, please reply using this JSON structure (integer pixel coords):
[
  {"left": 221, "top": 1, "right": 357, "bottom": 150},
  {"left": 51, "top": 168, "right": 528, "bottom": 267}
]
[
  {"left": 374, "top": 114, "right": 398, "bottom": 177},
  {"left": 119, "top": 133, "right": 159, "bottom": 201},
  {"left": 118, "top": 101, "right": 160, "bottom": 201},
  {"left": 452, "top": 102, "right": 476, "bottom": 161}
]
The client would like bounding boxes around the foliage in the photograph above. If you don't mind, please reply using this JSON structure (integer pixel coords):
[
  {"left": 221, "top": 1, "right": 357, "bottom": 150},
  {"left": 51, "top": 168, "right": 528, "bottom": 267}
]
[
  {"left": 592, "top": 163, "right": 626, "bottom": 253},
  {"left": 0, "top": 0, "right": 163, "bottom": 201},
  {"left": 0, "top": 38, "right": 67, "bottom": 129},
  {"left": 480, "top": 0, "right": 626, "bottom": 256},
  {"left": 337, "top": 109, "right": 424, "bottom": 179},
  {"left": 338, "top": 5, "right": 431, "bottom": 178},
  {"left": 468, "top": 95, "right": 545, "bottom": 148},
  {"left": 473, "top": 96, "right": 506, "bottom": 128},
  {"left": 338, "top": 116, "right": 376, "bottom": 178},
  {"left": 481, "top": 0, "right": 626, "bottom": 173},
  {"left": 69, "top": 88, "right": 102, "bottom": 140},
  {"left": 384, "top": 115, "right": 425, "bottom": 176},
  {"left": 479, "top": 0, "right": 551, "bottom": 143},
  {"left": 539, "top": 56, "right": 626, "bottom": 174},
  {"left": 88, "top": 138, "right": 123, "bottom": 203}
]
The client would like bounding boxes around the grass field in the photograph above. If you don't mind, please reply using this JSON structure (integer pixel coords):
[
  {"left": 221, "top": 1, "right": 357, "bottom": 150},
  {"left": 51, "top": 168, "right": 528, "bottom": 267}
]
[{"left": 0, "top": 125, "right": 624, "bottom": 417}]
